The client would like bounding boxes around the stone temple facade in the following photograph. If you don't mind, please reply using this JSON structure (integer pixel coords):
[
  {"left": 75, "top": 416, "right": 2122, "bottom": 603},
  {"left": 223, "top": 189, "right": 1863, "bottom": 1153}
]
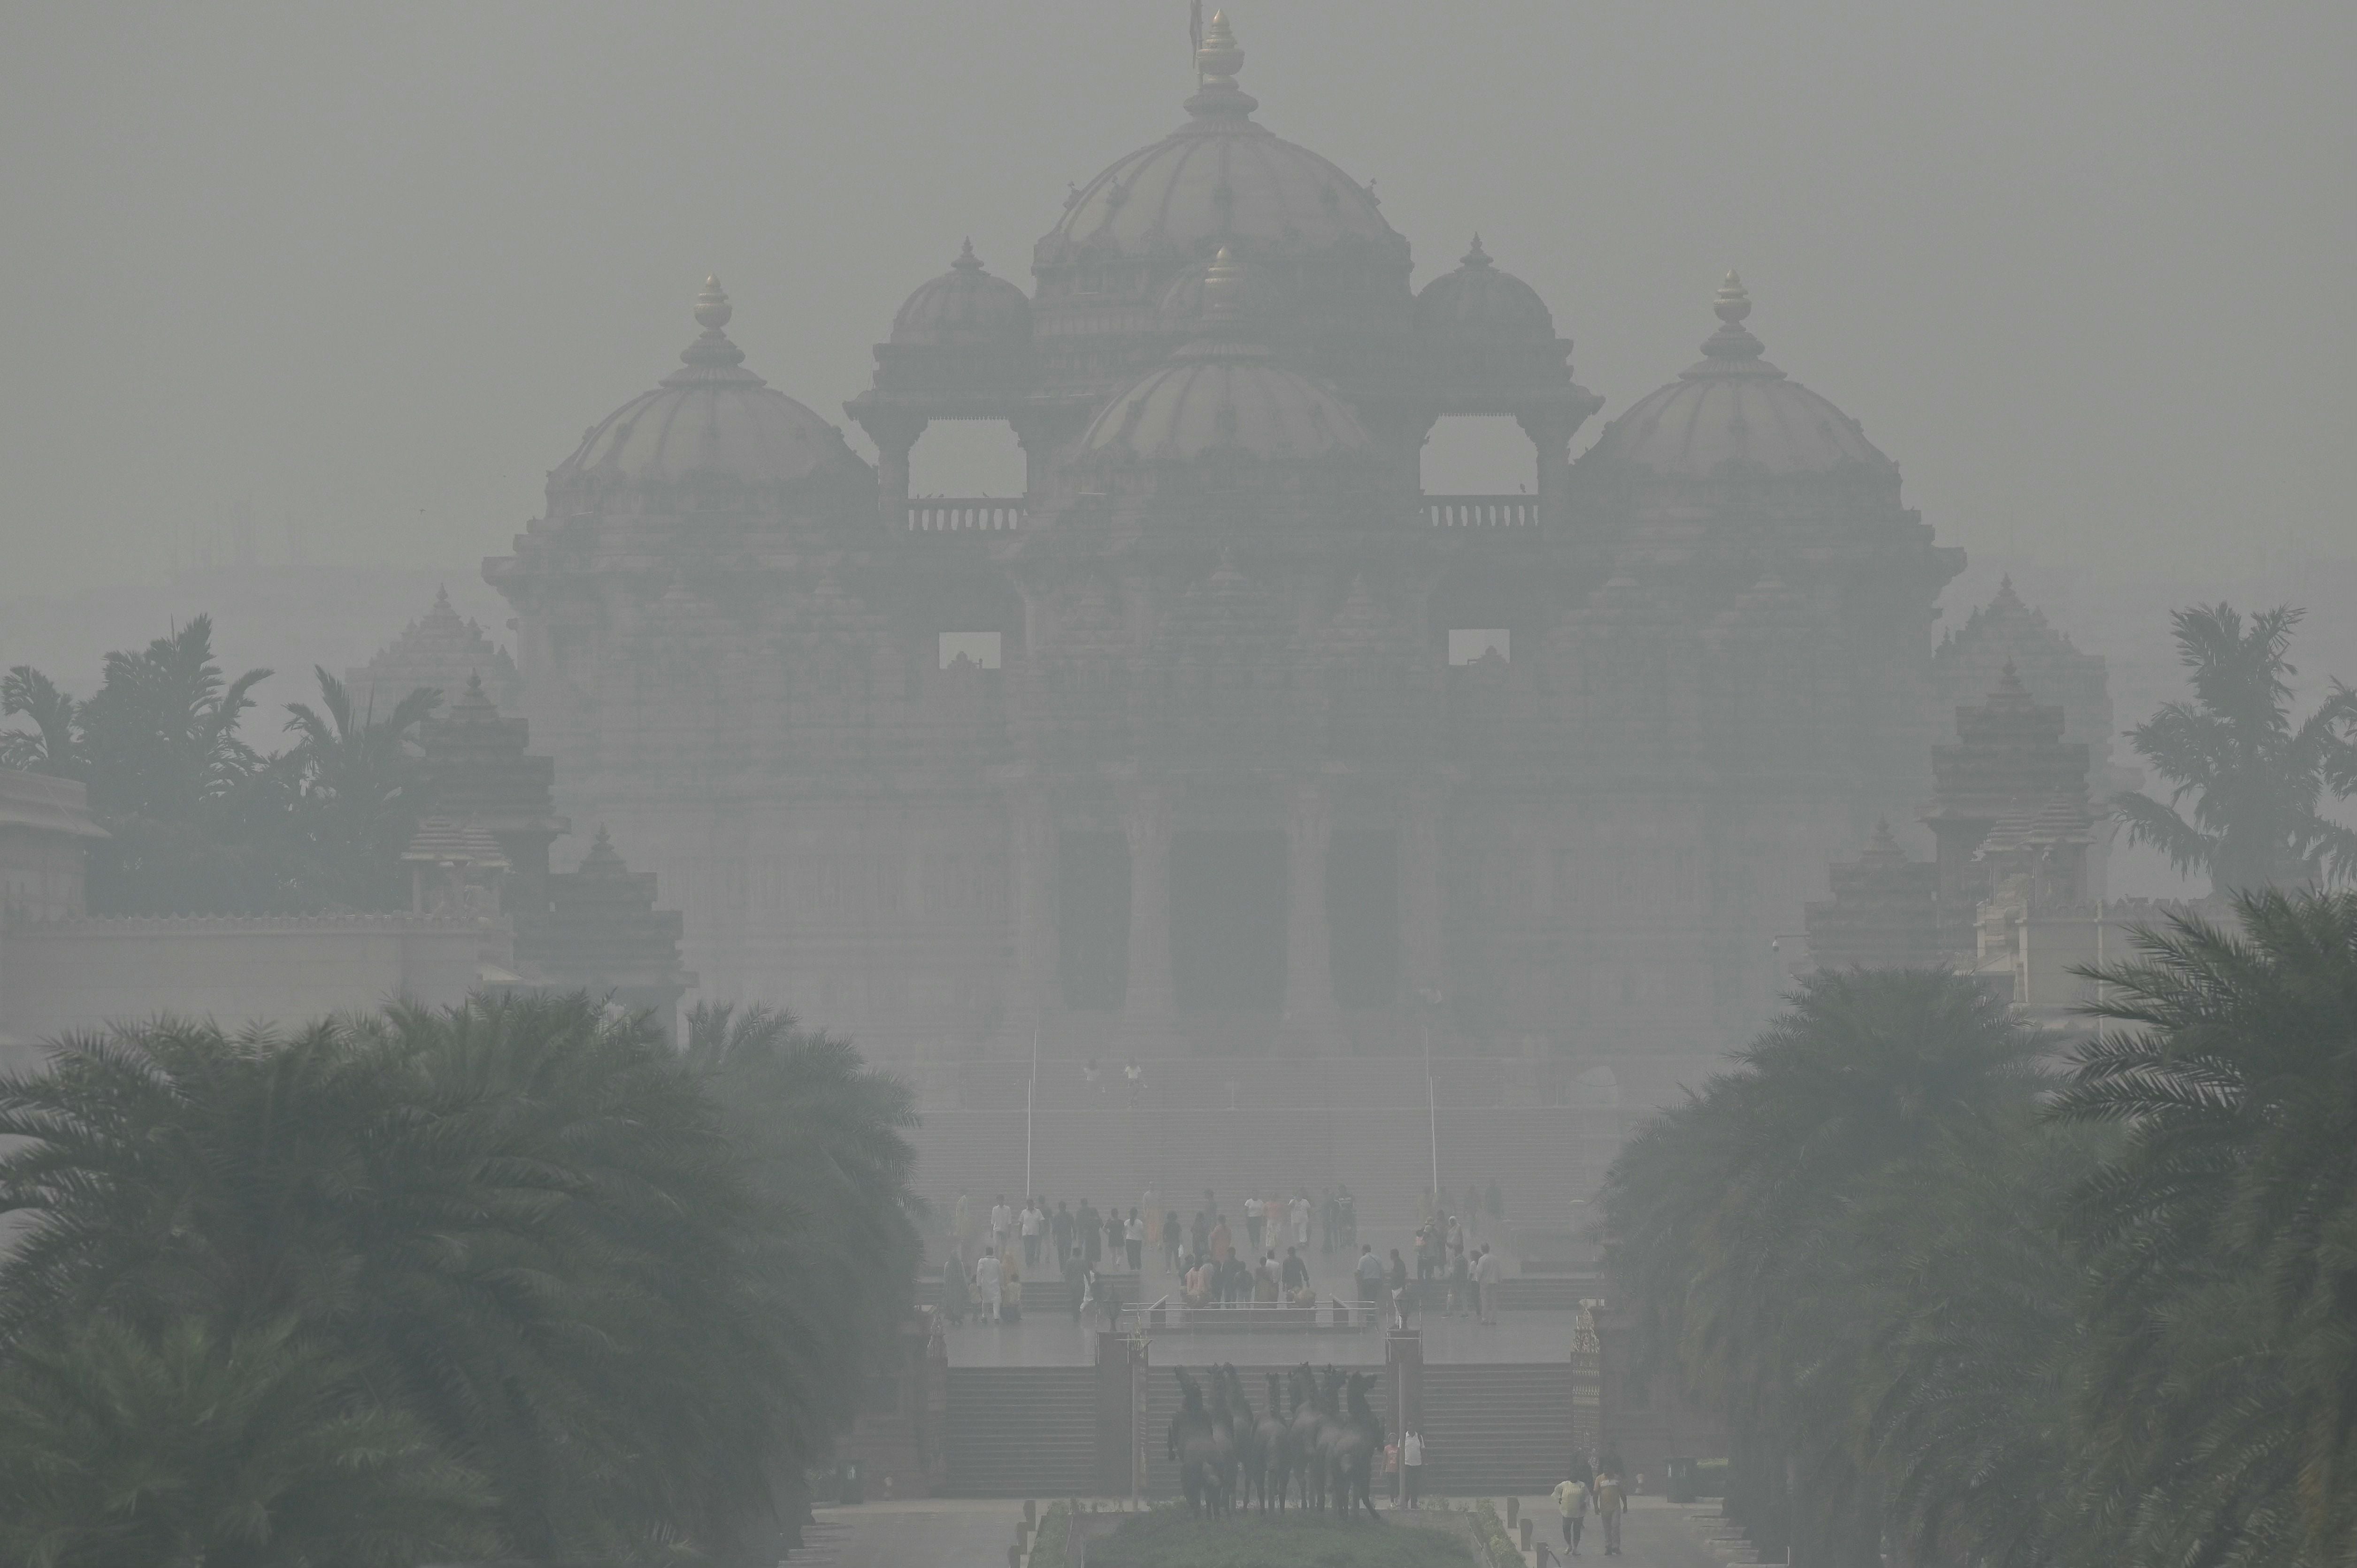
[{"left": 483, "top": 16, "right": 1975, "bottom": 1095}]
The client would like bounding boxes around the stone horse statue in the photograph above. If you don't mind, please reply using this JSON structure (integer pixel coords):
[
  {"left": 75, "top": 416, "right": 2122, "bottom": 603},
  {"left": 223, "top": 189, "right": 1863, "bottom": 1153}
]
[
  {"left": 1283, "top": 1363, "right": 1331, "bottom": 1512},
  {"left": 1253, "top": 1370, "right": 1293, "bottom": 1511},
  {"left": 1168, "top": 1368, "right": 1228, "bottom": 1518},
  {"left": 1204, "top": 1363, "right": 1240, "bottom": 1514},
  {"left": 1325, "top": 1371, "right": 1386, "bottom": 1522}
]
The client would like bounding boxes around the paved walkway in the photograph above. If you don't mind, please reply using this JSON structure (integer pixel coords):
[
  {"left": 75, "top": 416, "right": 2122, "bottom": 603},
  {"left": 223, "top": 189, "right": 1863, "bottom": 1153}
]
[{"left": 806, "top": 1498, "right": 1725, "bottom": 1568}]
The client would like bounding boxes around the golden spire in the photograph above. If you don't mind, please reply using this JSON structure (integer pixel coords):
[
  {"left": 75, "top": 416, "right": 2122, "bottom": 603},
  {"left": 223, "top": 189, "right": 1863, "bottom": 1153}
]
[
  {"left": 1714, "top": 269, "right": 1750, "bottom": 326},
  {"left": 1201, "top": 244, "right": 1244, "bottom": 323},
  {"left": 1197, "top": 9, "right": 1243, "bottom": 85},
  {"left": 694, "top": 274, "right": 733, "bottom": 332}
]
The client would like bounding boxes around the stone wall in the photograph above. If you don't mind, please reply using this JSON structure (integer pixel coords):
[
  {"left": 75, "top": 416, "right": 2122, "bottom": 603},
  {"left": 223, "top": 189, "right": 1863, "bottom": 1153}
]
[{"left": 0, "top": 913, "right": 509, "bottom": 1059}]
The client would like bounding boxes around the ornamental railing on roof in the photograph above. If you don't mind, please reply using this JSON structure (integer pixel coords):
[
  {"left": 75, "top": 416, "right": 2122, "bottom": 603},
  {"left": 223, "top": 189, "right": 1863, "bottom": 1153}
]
[
  {"left": 1424, "top": 494, "right": 1536, "bottom": 528},
  {"left": 908, "top": 499, "right": 1025, "bottom": 532}
]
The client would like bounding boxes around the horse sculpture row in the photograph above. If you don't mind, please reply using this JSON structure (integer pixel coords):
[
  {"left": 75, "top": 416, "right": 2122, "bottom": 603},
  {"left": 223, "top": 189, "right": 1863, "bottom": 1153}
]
[{"left": 1166, "top": 1364, "right": 1385, "bottom": 1522}]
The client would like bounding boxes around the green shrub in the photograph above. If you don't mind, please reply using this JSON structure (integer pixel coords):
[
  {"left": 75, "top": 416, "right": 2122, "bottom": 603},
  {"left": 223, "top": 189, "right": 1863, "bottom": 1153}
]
[
  {"left": 1086, "top": 1508, "right": 1478, "bottom": 1568},
  {"left": 1469, "top": 1499, "right": 1522, "bottom": 1568},
  {"left": 1032, "top": 1501, "right": 1072, "bottom": 1568}
]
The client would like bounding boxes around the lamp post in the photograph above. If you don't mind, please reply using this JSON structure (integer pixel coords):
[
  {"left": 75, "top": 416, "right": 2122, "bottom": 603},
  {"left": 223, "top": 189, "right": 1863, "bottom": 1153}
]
[{"left": 1414, "top": 988, "right": 1444, "bottom": 1199}]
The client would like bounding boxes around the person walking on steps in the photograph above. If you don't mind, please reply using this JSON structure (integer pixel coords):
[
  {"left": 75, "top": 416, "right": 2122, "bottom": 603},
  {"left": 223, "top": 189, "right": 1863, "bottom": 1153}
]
[
  {"left": 1020, "top": 1198, "right": 1043, "bottom": 1268},
  {"left": 973, "top": 1247, "right": 1002, "bottom": 1325},
  {"left": 1593, "top": 1470, "right": 1626, "bottom": 1556},
  {"left": 990, "top": 1194, "right": 1012, "bottom": 1258},
  {"left": 1553, "top": 1473, "right": 1591, "bottom": 1556},
  {"left": 1354, "top": 1244, "right": 1385, "bottom": 1324}
]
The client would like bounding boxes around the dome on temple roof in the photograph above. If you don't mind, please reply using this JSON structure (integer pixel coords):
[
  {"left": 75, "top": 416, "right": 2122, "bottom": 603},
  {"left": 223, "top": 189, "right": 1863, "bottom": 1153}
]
[
  {"left": 891, "top": 240, "right": 1032, "bottom": 349},
  {"left": 1082, "top": 247, "right": 1376, "bottom": 468},
  {"left": 552, "top": 277, "right": 870, "bottom": 492},
  {"left": 1586, "top": 273, "right": 1892, "bottom": 480},
  {"left": 1415, "top": 236, "right": 1556, "bottom": 345},
  {"left": 1035, "top": 12, "right": 1405, "bottom": 272}
]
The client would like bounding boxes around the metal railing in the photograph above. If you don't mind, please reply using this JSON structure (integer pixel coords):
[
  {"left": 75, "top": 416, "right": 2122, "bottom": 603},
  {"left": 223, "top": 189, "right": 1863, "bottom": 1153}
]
[
  {"left": 909, "top": 498, "right": 1026, "bottom": 531},
  {"left": 1424, "top": 494, "right": 1536, "bottom": 528},
  {"left": 1118, "top": 1293, "right": 1375, "bottom": 1332}
]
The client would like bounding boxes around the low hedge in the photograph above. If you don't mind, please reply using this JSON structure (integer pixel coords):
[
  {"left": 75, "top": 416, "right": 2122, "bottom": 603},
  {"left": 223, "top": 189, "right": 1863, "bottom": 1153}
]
[
  {"left": 1468, "top": 1500, "right": 1522, "bottom": 1568},
  {"left": 1032, "top": 1501, "right": 1073, "bottom": 1568},
  {"left": 1084, "top": 1508, "right": 1478, "bottom": 1568}
]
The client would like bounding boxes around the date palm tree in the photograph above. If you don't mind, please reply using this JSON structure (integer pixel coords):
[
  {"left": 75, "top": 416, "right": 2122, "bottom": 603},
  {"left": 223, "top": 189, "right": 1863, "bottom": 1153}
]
[
  {"left": 2111, "top": 604, "right": 2357, "bottom": 892},
  {"left": 2054, "top": 889, "right": 2357, "bottom": 1567},
  {"left": 0, "top": 1315, "right": 494, "bottom": 1568},
  {"left": 0, "top": 995, "right": 784, "bottom": 1560},
  {"left": 0, "top": 664, "right": 81, "bottom": 775}
]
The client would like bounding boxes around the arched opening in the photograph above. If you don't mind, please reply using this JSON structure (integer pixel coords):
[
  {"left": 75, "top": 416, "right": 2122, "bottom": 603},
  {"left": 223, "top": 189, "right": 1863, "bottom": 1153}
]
[
  {"left": 1420, "top": 415, "right": 1534, "bottom": 497},
  {"left": 909, "top": 419, "right": 1028, "bottom": 500}
]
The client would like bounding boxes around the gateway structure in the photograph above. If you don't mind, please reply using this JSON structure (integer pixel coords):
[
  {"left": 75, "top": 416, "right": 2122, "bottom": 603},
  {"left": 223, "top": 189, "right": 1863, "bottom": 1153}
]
[{"left": 485, "top": 16, "right": 1976, "bottom": 1103}]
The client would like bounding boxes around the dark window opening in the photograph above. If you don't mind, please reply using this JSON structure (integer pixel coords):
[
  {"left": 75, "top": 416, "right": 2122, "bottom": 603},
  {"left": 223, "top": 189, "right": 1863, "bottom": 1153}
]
[
  {"left": 1327, "top": 829, "right": 1400, "bottom": 1008},
  {"left": 1170, "top": 829, "right": 1288, "bottom": 1011},
  {"left": 1058, "top": 832, "right": 1131, "bottom": 1009}
]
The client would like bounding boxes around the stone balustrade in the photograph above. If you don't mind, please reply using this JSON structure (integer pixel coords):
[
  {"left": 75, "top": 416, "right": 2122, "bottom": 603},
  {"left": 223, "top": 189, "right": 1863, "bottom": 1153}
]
[
  {"left": 910, "top": 499, "right": 1027, "bottom": 531},
  {"left": 1424, "top": 494, "right": 1536, "bottom": 528}
]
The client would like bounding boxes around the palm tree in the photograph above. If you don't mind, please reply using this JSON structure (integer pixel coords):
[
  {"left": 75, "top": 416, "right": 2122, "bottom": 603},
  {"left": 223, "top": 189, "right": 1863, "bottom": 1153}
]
[
  {"left": 0, "top": 995, "right": 786, "bottom": 1560},
  {"left": 2111, "top": 604, "right": 2357, "bottom": 892},
  {"left": 1603, "top": 968, "right": 2049, "bottom": 1564},
  {"left": 683, "top": 1002, "right": 922, "bottom": 1548},
  {"left": 276, "top": 667, "right": 440, "bottom": 907},
  {"left": 73, "top": 614, "right": 271, "bottom": 823},
  {"left": 0, "top": 1315, "right": 495, "bottom": 1568},
  {"left": 0, "top": 665, "right": 81, "bottom": 775},
  {"left": 2054, "top": 889, "right": 2357, "bottom": 1566}
]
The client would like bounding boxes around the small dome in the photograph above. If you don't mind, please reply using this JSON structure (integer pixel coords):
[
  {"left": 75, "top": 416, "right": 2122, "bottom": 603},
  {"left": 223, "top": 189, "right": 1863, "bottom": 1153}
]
[
  {"left": 889, "top": 240, "right": 1032, "bottom": 349},
  {"left": 1036, "top": 12, "right": 1404, "bottom": 271},
  {"left": 1083, "top": 247, "right": 1376, "bottom": 466},
  {"left": 1415, "top": 236, "right": 1555, "bottom": 344},
  {"left": 1588, "top": 274, "right": 1892, "bottom": 480},
  {"left": 554, "top": 278, "right": 868, "bottom": 491},
  {"left": 1082, "top": 350, "right": 1375, "bottom": 464}
]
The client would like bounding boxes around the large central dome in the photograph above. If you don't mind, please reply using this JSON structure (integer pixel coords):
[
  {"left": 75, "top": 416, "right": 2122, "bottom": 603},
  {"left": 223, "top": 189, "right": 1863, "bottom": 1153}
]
[{"left": 1033, "top": 13, "right": 1407, "bottom": 277}]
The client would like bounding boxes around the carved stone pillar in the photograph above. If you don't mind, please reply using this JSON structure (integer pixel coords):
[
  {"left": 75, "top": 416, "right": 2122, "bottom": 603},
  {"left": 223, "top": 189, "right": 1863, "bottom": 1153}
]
[
  {"left": 1281, "top": 779, "right": 1339, "bottom": 1052},
  {"left": 1519, "top": 407, "right": 1579, "bottom": 533},
  {"left": 1009, "top": 407, "right": 1086, "bottom": 508},
  {"left": 1119, "top": 785, "right": 1174, "bottom": 1053},
  {"left": 850, "top": 410, "right": 927, "bottom": 530}
]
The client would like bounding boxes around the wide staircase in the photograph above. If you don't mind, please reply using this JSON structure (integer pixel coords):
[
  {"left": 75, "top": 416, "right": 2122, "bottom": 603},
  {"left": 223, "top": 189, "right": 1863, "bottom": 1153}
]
[
  {"left": 1420, "top": 1363, "right": 1577, "bottom": 1495},
  {"left": 940, "top": 1366, "right": 1098, "bottom": 1497}
]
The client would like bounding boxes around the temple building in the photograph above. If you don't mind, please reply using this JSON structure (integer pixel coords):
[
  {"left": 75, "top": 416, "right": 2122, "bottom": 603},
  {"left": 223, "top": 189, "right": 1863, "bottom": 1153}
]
[{"left": 479, "top": 15, "right": 2021, "bottom": 1097}]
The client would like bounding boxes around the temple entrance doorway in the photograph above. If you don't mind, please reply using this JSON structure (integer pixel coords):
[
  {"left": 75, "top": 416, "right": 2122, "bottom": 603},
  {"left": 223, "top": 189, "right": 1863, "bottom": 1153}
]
[{"left": 1169, "top": 829, "right": 1288, "bottom": 1014}]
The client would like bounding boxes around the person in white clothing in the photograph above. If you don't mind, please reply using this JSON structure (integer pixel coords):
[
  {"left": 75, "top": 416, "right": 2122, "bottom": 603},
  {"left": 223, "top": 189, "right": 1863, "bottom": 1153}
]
[
  {"left": 1290, "top": 1193, "right": 1311, "bottom": 1248},
  {"left": 990, "top": 1194, "right": 1013, "bottom": 1254},
  {"left": 1244, "top": 1194, "right": 1265, "bottom": 1254},
  {"left": 1475, "top": 1245, "right": 1505, "bottom": 1323},
  {"left": 974, "top": 1247, "right": 1004, "bottom": 1324},
  {"left": 1400, "top": 1428, "right": 1425, "bottom": 1508},
  {"left": 1020, "top": 1199, "right": 1044, "bottom": 1268}
]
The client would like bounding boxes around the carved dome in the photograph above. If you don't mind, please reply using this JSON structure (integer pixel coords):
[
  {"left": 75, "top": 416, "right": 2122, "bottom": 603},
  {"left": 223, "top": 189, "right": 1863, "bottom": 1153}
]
[
  {"left": 1587, "top": 274, "right": 1892, "bottom": 479},
  {"left": 1414, "top": 236, "right": 1555, "bottom": 344},
  {"left": 890, "top": 240, "right": 1032, "bottom": 349},
  {"left": 1081, "top": 248, "right": 1376, "bottom": 466},
  {"left": 552, "top": 278, "right": 870, "bottom": 492},
  {"left": 1034, "top": 13, "right": 1406, "bottom": 273}
]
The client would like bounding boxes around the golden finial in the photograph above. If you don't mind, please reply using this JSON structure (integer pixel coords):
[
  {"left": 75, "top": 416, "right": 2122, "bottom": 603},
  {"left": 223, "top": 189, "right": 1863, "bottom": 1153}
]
[
  {"left": 694, "top": 275, "right": 733, "bottom": 332},
  {"left": 1197, "top": 9, "right": 1244, "bottom": 83},
  {"left": 1201, "top": 244, "right": 1243, "bottom": 323},
  {"left": 1714, "top": 269, "right": 1750, "bottom": 326}
]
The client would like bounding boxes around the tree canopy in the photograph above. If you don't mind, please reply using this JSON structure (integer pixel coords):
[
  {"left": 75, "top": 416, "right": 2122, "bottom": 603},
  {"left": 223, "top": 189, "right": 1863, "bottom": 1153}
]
[{"left": 0, "top": 992, "right": 922, "bottom": 1565}]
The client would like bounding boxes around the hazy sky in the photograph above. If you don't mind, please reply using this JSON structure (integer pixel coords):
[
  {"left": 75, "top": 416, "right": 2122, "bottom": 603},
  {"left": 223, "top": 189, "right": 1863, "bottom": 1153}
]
[{"left": 4, "top": 1, "right": 2351, "bottom": 595}]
